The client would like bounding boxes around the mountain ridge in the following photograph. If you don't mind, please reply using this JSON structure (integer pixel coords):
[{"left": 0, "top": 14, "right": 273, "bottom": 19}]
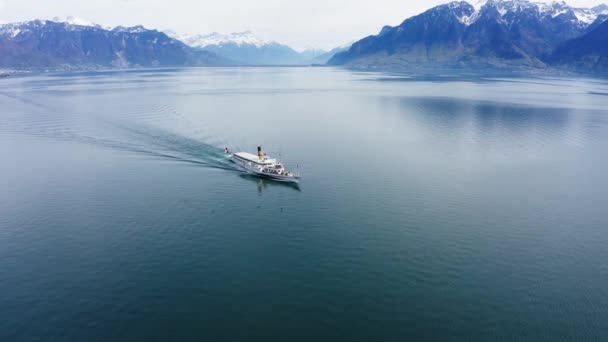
[
  {"left": 0, "top": 19, "right": 232, "bottom": 69},
  {"left": 550, "top": 18, "right": 608, "bottom": 72},
  {"left": 3, "top": 2, "right": 607, "bottom": 73},
  {"left": 328, "top": 0, "right": 608, "bottom": 72},
  {"left": 169, "top": 31, "right": 328, "bottom": 65}
]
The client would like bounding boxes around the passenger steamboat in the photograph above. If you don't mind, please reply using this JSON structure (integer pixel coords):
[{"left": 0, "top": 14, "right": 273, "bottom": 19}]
[{"left": 229, "top": 147, "right": 300, "bottom": 183}]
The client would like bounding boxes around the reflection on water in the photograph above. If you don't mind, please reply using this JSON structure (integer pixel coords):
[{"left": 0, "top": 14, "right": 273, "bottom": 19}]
[
  {"left": 238, "top": 174, "right": 302, "bottom": 193},
  {"left": 389, "top": 96, "right": 578, "bottom": 143}
]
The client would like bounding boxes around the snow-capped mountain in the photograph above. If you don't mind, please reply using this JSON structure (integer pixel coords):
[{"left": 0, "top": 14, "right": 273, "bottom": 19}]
[
  {"left": 173, "top": 31, "right": 270, "bottom": 49},
  {"left": 329, "top": 0, "right": 608, "bottom": 71},
  {"left": 457, "top": 0, "right": 608, "bottom": 27},
  {"left": 169, "top": 31, "right": 319, "bottom": 65},
  {"left": 0, "top": 19, "right": 229, "bottom": 69}
]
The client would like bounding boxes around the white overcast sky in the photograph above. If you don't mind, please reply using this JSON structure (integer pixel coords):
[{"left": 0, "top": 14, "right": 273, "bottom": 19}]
[{"left": 0, "top": 0, "right": 605, "bottom": 50}]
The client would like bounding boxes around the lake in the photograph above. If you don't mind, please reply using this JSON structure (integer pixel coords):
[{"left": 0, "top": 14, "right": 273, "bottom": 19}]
[{"left": 1, "top": 67, "right": 608, "bottom": 341}]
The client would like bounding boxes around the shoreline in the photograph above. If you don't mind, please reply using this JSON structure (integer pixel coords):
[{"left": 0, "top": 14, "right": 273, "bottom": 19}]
[{"left": 2, "top": 64, "right": 605, "bottom": 82}]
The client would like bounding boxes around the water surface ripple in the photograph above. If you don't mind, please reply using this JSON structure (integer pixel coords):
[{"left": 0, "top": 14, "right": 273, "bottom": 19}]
[{"left": 1, "top": 68, "right": 608, "bottom": 341}]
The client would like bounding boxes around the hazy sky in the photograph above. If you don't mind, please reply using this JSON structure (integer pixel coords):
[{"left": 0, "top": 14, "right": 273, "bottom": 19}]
[{"left": 0, "top": 0, "right": 605, "bottom": 50}]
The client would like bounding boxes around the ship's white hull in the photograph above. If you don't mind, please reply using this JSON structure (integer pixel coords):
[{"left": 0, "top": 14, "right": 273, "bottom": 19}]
[{"left": 230, "top": 154, "right": 300, "bottom": 183}]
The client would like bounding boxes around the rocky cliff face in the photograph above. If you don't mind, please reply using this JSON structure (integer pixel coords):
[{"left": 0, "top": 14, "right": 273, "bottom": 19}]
[{"left": 550, "top": 19, "right": 608, "bottom": 72}]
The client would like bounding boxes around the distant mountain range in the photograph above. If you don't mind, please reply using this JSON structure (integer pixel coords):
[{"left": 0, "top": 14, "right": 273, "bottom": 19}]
[
  {"left": 309, "top": 45, "right": 352, "bottom": 65},
  {"left": 0, "top": 19, "right": 230, "bottom": 69},
  {"left": 328, "top": 0, "right": 608, "bottom": 73},
  {"left": 168, "top": 31, "right": 335, "bottom": 65},
  {"left": 2, "top": 2, "right": 608, "bottom": 74},
  {"left": 0, "top": 17, "right": 345, "bottom": 69}
]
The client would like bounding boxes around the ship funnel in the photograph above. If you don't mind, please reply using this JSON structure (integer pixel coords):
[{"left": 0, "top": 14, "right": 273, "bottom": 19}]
[{"left": 258, "top": 146, "right": 262, "bottom": 160}]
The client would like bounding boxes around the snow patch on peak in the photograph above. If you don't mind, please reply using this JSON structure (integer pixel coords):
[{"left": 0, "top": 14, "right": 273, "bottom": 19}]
[
  {"left": 573, "top": 10, "right": 597, "bottom": 24},
  {"left": 463, "top": 0, "right": 602, "bottom": 27},
  {"left": 52, "top": 16, "right": 97, "bottom": 27},
  {"left": 112, "top": 25, "right": 149, "bottom": 33},
  {"left": 535, "top": 1, "right": 598, "bottom": 23},
  {"left": 458, "top": 0, "right": 489, "bottom": 25},
  {"left": 171, "top": 31, "right": 273, "bottom": 48},
  {"left": 0, "top": 21, "right": 31, "bottom": 37},
  {"left": 457, "top": 10, "right": 482, "bottom": 25},
  {"left": 536, "top": 2, "right": 569, "bottom": 18},
  {"left": 472, "top": 0, "right": 488, "bottom": 11}
]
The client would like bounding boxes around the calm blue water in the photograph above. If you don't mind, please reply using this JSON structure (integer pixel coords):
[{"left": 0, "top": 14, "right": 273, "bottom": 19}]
[{"left": 1, "top": 67, "right": 608, "bottom": 341}]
